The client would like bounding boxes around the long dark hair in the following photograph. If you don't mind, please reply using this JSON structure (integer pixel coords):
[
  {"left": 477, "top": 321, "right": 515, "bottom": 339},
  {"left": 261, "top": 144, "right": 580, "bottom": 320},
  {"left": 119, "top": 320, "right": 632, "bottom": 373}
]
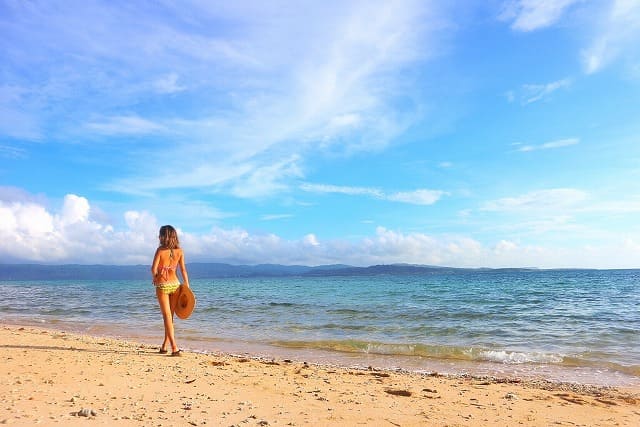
[{"left": 158, "top": 225, "right": 180, "bottom": 249}]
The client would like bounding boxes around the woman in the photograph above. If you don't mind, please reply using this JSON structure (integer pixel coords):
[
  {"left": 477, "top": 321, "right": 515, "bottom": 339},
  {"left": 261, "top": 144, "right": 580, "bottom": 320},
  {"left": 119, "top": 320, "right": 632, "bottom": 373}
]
[{"left": 151, "top": 225, "right": 190, "bottom": 356}]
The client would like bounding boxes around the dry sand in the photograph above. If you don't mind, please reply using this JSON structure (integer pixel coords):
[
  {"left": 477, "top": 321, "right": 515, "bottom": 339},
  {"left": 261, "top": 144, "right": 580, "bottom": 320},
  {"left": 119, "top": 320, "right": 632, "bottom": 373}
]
[{"left": 1, "top": 325, "right": 638, "bottom": 426}]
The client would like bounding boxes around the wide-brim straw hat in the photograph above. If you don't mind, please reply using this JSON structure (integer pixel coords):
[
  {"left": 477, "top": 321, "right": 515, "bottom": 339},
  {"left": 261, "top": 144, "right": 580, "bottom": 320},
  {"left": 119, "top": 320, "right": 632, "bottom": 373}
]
[{"left": 175, "top": 285, "right": 196, "bottom": 319}]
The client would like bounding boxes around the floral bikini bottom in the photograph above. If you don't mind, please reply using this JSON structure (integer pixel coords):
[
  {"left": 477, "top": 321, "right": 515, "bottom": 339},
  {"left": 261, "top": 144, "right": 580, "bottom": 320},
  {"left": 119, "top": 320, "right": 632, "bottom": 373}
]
[{"left": 155, "top": 280, "right": 181, "bottom": 295}]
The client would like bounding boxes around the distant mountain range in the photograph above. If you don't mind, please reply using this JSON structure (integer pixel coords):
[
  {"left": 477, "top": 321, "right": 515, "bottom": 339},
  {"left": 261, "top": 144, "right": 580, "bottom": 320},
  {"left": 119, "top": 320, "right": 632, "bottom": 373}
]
[{"left": 0, "top": 262, "right": 500, "bottom": 280}]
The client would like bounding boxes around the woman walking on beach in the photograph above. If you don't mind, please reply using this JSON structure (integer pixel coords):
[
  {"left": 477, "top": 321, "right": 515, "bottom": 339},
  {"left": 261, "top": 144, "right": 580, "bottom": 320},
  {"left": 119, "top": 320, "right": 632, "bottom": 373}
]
[{"left": 151, "top": 225, "right": 190, "bottom": 356}]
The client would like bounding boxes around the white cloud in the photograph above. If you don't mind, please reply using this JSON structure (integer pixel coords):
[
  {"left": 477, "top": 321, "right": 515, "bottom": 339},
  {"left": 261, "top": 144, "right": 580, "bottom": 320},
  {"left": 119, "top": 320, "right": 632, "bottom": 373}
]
[
  {"left": 261, "top": 214, "right": 293, "bottom": 221},
  {"left": 387, "top": 189, "right": 447, "bottom": 205},
  {"left": 300, "top": 183, "right": 446, "bottom": 205},
  {"left": 500, "top": 1, "right": 640, "bottom": 76},
  {"left": 581, "top": 198, "right": 640, "bottom": 214},
  {"left": 230, "top": 156, "right": 303, "bottom": 199},
  {"left": 516, "top": 137, "right": 579, "bottom": 152},
  {"left": 59, "top": 194, "right": 90, "bottom": 226},
  {"left": 499, "top": 215, "right": 582, "bottom": 236},
  {"left": 0, "top": 193, "right": 158, "bottom": 264},
  {"left": 500, "top": 0, "right": 581, "bottom": 31},
  {"left": 481, "top": 188, "right": 588, "bottom": 212},
  {"left": 86, "top": 115, "right": 165, "bottom": 135},
  {"left": 2, "top": 192, "right": 640, "bottom": 268},
  {"left": 303, "top": 234, "right": 320, "bottom": 247},
  {"left": 521, "top": 78, "right": 572, "bottom": 104},
  {"left": 582, "top": 0, "right": 640, "bottom": 74},
  {"left": 494, "top": 239, "right": 518, "bottom": 253},
  {"left": 327, "top": 113, "right": 362, "bottom": 130},
  {"left": 153, "top": 73, "right": 186, "bottom": 94},
  {"left": 1, "top": 1, "right": 444, "bottom": 198},
  {"left": 0, "top": 144, "right": 27, "bottom": 159},
  {"left": 0, "top": 85, "right": 42, "bottom": 140},
  {"left": 300, "top": 183, "right": 383, "bottom": 198}
]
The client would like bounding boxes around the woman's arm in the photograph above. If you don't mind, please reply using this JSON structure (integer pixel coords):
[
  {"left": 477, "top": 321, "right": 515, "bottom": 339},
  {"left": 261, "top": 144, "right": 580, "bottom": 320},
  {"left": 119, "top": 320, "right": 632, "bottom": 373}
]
[
  {"left": 179, "top": 250, "right": 190, "bottom": 287},
  {"left": 151, "top": 248, "right": 161, "bottom": 284}
]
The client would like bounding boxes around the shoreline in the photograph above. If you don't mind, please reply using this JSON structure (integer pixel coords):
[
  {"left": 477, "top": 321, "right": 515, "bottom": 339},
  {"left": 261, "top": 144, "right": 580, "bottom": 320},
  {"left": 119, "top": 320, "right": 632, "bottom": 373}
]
[
  {"left": 6, "top": 317, "right": 640, "bottom": 389},
  {"left": 2, "top": 325, "right": 639, "bottom": 426}
]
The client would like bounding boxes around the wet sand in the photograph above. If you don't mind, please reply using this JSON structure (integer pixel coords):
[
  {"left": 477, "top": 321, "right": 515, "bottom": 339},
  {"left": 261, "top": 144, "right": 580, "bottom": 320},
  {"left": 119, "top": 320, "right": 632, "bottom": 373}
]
[{"left": 1, "top": 325, "right": 639, "bottom": 426}]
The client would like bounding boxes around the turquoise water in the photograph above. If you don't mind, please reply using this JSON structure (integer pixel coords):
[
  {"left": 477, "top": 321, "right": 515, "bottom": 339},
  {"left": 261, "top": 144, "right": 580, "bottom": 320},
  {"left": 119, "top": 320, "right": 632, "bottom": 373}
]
[{"left": 2, "top": 269, "right": 639, "bottom": 386}]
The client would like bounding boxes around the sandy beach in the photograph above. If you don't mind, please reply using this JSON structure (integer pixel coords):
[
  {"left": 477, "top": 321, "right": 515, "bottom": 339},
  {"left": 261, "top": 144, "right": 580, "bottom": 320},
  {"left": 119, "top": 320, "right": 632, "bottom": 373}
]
[{"left": 1, "top": 326, "right": 638, "bottom": 426}]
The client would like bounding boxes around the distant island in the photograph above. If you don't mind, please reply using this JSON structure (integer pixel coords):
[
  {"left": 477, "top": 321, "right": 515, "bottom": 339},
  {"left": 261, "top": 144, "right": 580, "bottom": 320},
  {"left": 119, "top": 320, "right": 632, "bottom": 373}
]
[{"left": 0, "top": 262, "right": 547, "bottom": 280}]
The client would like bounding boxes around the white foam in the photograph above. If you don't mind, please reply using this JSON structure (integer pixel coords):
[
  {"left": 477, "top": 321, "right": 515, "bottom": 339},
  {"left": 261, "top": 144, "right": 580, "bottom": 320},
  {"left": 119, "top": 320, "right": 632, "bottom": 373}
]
[{"left": 481, "top": 350, "right": 564, "bottom": 364}]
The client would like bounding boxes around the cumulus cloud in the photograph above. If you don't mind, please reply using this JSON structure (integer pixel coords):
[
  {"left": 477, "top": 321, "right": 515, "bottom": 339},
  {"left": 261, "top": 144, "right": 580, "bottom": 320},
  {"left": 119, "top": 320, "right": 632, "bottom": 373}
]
[
  {"left": 303, "top": 234, "right": 320, "bottom": 247},
  {"left": 2, "top": 192, "right": 640, "bottom": 268},
  {"left": 0, "top": 192, "right": 158, "bottom": 264}
]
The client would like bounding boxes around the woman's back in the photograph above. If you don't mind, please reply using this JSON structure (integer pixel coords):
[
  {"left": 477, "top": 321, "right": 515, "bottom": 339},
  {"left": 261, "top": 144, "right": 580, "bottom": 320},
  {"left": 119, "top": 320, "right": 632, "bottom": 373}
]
[{"left": 154, "top": 248, "right": 182, "bottom": 285}]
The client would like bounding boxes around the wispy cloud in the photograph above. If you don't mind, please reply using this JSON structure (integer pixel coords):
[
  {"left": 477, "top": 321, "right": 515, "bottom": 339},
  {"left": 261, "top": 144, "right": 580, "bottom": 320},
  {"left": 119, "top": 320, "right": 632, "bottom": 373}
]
[
  {"left": 499, "top": 1, "right": 640, "bottom": 77},
  {"left": 0, "top": 85, "right": 42, "bottom": 140},
  {"left": 300, "top": 183, "right": 384, "bottom": 198},
  {"left": 582, "top": 0, "right": 640, "bottom": 74},
  {"left": 500, "top": 0, "right": 581, "bottom": 31},
  {"left": 300, "top": 183, "right": 446, "bottom": 205},
  {"left": 507, "top": 78, "right": 572, "bottom": 105},
  {"left": 261, "top": 214, "right": 293, "bottom": 221},
  {"left": 153, "top": 73, "right": 186, "bottom": 94},
  {"left": 387, "top": 189, "right": 447, "bottom": 205},
  {"left": 515, "top": 137, "right": 579, "bottom": 152},
  {"left": 481, "top": 188, "right": 588, "bottom": 212},
  {"left": 86, "top": 115, "right": 165, "bottom": 135},
  {"left": 229, "top": 156, "right": 304, "bottom": 199},
  {"left": 0, "top": 144, "right": 27, "bottom": 159},
  {"left": 522, "top": 78, "right": 572, "bottom": 104},
  {"left": 0, "top": 1, "right": 443, "bottom": 199}
]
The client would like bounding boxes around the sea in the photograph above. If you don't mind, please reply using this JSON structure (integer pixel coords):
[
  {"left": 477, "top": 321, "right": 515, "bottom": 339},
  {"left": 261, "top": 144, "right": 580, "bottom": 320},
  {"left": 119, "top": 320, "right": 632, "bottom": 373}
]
[{"left": 1, "top": 268, "right": 639, "bottom": 387}]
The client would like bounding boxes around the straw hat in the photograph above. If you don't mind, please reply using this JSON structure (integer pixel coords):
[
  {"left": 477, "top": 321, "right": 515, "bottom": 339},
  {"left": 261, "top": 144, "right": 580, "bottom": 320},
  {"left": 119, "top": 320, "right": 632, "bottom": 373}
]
[{"left": 175, "top": 285, "right": 196, "bottom": 319}]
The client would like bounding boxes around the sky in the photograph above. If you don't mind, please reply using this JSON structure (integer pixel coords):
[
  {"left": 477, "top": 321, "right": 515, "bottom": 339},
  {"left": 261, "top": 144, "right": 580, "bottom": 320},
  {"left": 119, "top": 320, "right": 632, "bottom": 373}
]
[{"left": 1, "top": 0, "right": 640, "bottom": 268}]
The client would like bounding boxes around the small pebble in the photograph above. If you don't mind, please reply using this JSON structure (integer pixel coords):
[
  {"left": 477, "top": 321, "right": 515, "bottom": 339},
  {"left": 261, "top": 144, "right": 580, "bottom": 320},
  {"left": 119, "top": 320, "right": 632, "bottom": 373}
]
[{"left": 76, "top": 408, "right": 97, "bottom": 417}]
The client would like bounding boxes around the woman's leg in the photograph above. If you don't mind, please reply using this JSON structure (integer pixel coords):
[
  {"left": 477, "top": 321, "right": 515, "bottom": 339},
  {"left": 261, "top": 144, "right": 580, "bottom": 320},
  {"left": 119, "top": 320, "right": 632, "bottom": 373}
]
[
  {"left": 156, "top": 288, "right": 178, "bottom": 353},
  {"left": 169, "top": 289, "right": 180, "bottom": 318}
]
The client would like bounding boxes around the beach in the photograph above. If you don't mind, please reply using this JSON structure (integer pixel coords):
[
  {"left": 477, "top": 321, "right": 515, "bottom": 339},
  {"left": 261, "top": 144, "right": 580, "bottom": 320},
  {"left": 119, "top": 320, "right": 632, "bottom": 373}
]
[{"left": 2, "top": 325, "right": 638, "bottom": 426}]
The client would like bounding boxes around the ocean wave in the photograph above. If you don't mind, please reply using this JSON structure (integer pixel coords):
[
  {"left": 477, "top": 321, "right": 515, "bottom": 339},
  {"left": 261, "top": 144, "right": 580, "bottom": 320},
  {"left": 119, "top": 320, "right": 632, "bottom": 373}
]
[
  {"left": 270, "top": 339, "right": 640, "bottom": 376},
  {"left": 480, "top": 350, "right": 564, "bottom": 364},
  {"left": 267, "top": 302, "right": 301, "bottom": 307},
  {"left": 269, "top": 339, "right": 585, "bottom": 367}
]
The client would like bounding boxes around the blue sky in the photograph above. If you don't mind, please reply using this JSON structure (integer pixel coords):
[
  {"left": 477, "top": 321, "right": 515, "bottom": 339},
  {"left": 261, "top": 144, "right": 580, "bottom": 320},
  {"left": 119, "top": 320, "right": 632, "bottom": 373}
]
[{"left": 1, "top": 0, "right": 640, "bottom": 267}]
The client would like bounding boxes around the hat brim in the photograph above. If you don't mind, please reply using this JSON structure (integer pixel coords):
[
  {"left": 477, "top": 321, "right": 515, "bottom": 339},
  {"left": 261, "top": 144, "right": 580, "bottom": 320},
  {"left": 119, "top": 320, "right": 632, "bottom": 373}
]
[{"left": 175, "top": 285, "right": 196, "bottom": 319}]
